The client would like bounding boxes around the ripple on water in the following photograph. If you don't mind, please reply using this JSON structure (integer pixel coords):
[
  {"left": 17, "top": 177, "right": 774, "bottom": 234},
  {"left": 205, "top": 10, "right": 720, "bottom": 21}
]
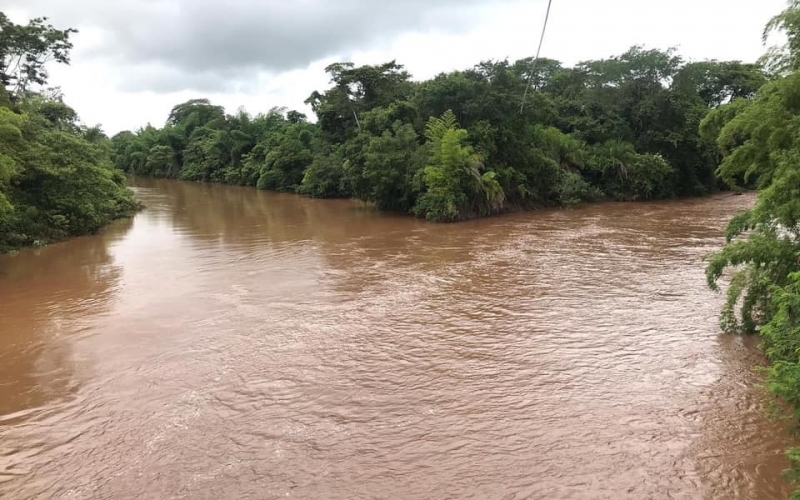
[{"left": 0, "top": 183, "right": 792, "bottom": 499}]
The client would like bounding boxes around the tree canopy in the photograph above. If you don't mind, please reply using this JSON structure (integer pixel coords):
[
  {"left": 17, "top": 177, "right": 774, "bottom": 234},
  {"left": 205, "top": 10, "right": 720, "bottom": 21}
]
[
  {"left": 0, "top": 13, "right": 76, "bottom": 96},
  {"left": 0, "top": 13, "right": 137, "bottom": 252},
  {"left": 113, "top": 47, "right": 767, "bottom": 221}
]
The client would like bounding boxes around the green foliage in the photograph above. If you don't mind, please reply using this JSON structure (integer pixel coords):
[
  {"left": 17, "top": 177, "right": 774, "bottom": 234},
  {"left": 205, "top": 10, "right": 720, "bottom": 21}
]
[
  {"left": 411, "top": 111, "right": 504, "bottom": 221},
  {"left": 0, "top": 13, "right": 76, "bottom": 95},
  {"left": 555, "top": 169, "right": 602, "bottom": 206},
  {"left": 625, "top": 153, "right": 675, "bottom": 200},
  {"left": 305, "top": 61, "right": 413, "bottom": 143},
  {"left": 253, "top": 123, "right": 316, "bottom": 192},
  {"left": 416, "top": 124, "right": 471, "bottom": 221},
  {"left": 298, "top": 149, "right": 349, "bottom": 198},
  {"left": 705, "top": 3, "right": 800, "bottom": 492},
  {"left": 0, "top": 16, "right": 137, "bottom": 252},
  {"left": 678, "top": 61, "right": 767, "bottom": 107},
  {"left": 180, "top": 127, "right": 225, "bottom": 182},
  {"left": 705, "top": 74, "right": 800, "bottom": 190},
  {"left": 167, "top": 99, "right": 226, "bottom": 131},
  {"left": 256, "top": 169, "right": 283, "bottom": 191},
  {"left": 787, "top": 448, "right": 800, "bottom": 499},
  {"left": 362, "top": 121, "right": 425, "bottom": 212},
  {"left": 0, "top": 102, "right": 138, "bottom": 251},
  {"left": 146, "top": 144, "right": 177, "bottom": 177},
  {"left": 703, "top": 73, "right": 800, "bottom": 335},
  {"left": 115, "top": 47, "right": 769, "bottom": 222},
  {"left": 703, "top": 76, "right": 800, "bottom": 332},
  {"left": 762, "top": 0, "right": 800, "bottom": 75}
]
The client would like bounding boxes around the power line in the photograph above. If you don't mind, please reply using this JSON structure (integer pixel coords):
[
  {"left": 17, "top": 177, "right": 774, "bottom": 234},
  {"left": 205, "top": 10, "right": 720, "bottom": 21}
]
[{"left": 520, "top": 0, "right": 554, "bottom": 114}]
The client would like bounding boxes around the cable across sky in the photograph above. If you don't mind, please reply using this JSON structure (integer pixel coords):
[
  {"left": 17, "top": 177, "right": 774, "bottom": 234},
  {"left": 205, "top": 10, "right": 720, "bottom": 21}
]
[{"left": 520, "top": 0, "right": 554, "bottom": 114}]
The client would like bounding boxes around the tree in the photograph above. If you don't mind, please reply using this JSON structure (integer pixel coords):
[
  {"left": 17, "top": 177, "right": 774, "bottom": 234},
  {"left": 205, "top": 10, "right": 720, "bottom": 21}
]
[
  {"left": 248, "top": 122, "right": 316, "bottom": 192},
  {"left": 412, "top": 110, "right": 503, "bottom": 221},
  {"left": 703, "top": 73, "right": 800, "bottom": 332},
  {"left": 167, "top": 99, "right": 225, "bottom": 127},
  {"left": 0, "top": 15, "right": 137, "bottom": 252},
  {"left": 0, "top": 13, "right": 76, "bottom": 95},
  {"left": 761, "top": 0, "right": 800, "bottom": 75},
  {"left": 145, "top": 145, "right": 177, "bottom": 177},
  {"left": 306, "top": 61, "right": 414, "bottom": 142},
  {"left": 703, "top": 3, "right": 800, "bottom": 491},
  {"left": 298, "top": 148, "right": 349, "bottom": 198},
  {"left": 115, "top": 47, "right": 762, "bottom": 222},
  {"left": 676, "top": 61, "right": 767, "bottom": 107},
  {"left": 362, "top": 120, "right": 424, "bottom": 212},
  {"left": 0, "top": 101, "right": 138, "bottom": 251}
]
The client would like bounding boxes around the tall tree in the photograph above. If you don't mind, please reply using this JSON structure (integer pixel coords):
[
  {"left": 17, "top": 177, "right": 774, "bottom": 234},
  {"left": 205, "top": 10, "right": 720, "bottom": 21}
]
[{"left": 0, "top": 13, "right": 76, "bottom": 95}]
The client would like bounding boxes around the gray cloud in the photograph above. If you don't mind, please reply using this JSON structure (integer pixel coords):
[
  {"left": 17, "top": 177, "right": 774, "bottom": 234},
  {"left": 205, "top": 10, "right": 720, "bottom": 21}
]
[
  {"left": 9, "top": 0, "right": 514, "bottom": 92},
  {"left": 114, "top": 63, "right": 253, "bottom": 94}
]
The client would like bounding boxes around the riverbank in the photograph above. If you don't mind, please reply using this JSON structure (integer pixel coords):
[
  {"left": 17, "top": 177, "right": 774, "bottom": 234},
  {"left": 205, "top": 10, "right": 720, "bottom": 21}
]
[
  {"left": 126, "top": 168, "right": 735, "bottom": 224},
  {"left": 0, "top": 97, "right": 141, "bottom": 255},
  {"left": 0, "top": 192, "right": 141, "bottom": 255}
]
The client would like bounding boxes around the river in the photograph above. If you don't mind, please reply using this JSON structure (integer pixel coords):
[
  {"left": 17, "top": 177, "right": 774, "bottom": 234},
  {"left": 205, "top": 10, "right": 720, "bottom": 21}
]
[{"left": 0, "top": 177, "right": 794, "bottom": 499}]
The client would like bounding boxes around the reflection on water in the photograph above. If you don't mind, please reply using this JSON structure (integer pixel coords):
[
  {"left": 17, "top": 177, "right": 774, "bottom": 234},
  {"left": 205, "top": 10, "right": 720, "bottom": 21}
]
[
  {"left": 0, "top": 218, "right": 131, "bottom": 421},
  {"left": 0, "top": 178, "right": 793, "bottom": 499}
]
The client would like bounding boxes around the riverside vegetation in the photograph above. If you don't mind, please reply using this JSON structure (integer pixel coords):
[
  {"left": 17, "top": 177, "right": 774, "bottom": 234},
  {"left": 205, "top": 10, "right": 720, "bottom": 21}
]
[
  {"left": 5, "top": 3, "right": 800, "bottom": 498},
  {"left": 0, "top": 14, "right": 138, "bottom": 252},
  {"left": 110, "top": 50, "right": 766, "bottom": 222},
  {"left": 704, "top": 1, "right": 800, "bottom": 496},
  {"left": 0, "top": 9, "right": 771, "bottom": 243}
]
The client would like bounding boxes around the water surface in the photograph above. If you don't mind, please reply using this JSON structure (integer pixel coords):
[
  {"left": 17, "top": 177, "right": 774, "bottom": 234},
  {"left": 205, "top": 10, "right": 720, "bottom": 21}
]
[{"left": 0, "top": 178, "right": 792, "bottom": 499}]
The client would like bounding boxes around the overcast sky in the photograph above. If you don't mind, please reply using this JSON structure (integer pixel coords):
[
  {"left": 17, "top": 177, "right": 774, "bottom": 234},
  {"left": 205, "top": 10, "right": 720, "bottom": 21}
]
[{"left": 5, "top": 0, "right": 787, "bottom": 135}]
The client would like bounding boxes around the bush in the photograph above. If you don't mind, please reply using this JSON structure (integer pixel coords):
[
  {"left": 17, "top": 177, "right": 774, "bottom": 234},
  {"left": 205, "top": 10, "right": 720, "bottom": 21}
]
[
  {"left": 0, "top": 102, "right": 139, "bottom": 252},
  {"left": 256, "top": 169, "right": 284, "bottom": 191},
  {"left": 555, "top": 169, "right": 603, "bottom": 206},
  {"left": 298, "top": 153, "right": 349, "bottom": 198}
]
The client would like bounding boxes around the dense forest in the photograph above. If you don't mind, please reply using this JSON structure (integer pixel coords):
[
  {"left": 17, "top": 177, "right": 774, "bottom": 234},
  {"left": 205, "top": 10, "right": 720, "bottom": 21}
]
[
  {"left": 704, "top": 1, "right": 800, "bottom": 495},
  {"left": 0, "top": 13, "right": 138, "bottom": 252},
  {"left": 111, "top": 48, "right": 766, "bottom": 221}
]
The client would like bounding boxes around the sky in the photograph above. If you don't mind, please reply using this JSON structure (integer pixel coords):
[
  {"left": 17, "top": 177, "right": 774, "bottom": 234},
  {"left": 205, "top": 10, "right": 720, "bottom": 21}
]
[{"left": 5, "top": 0, "right": 788, "bottom": 135}]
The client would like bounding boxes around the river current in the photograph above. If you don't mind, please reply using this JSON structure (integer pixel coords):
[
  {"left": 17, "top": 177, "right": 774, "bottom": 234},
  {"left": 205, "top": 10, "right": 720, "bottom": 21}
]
[{"left": 0, "top": 178, "right": 793, "bottom": 499}]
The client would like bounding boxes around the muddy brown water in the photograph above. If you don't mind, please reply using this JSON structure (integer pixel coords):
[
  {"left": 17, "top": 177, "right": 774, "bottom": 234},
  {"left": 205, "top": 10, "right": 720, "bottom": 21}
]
[{"left": 0, "top": 177, "right": 794, "bottom": 499}]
